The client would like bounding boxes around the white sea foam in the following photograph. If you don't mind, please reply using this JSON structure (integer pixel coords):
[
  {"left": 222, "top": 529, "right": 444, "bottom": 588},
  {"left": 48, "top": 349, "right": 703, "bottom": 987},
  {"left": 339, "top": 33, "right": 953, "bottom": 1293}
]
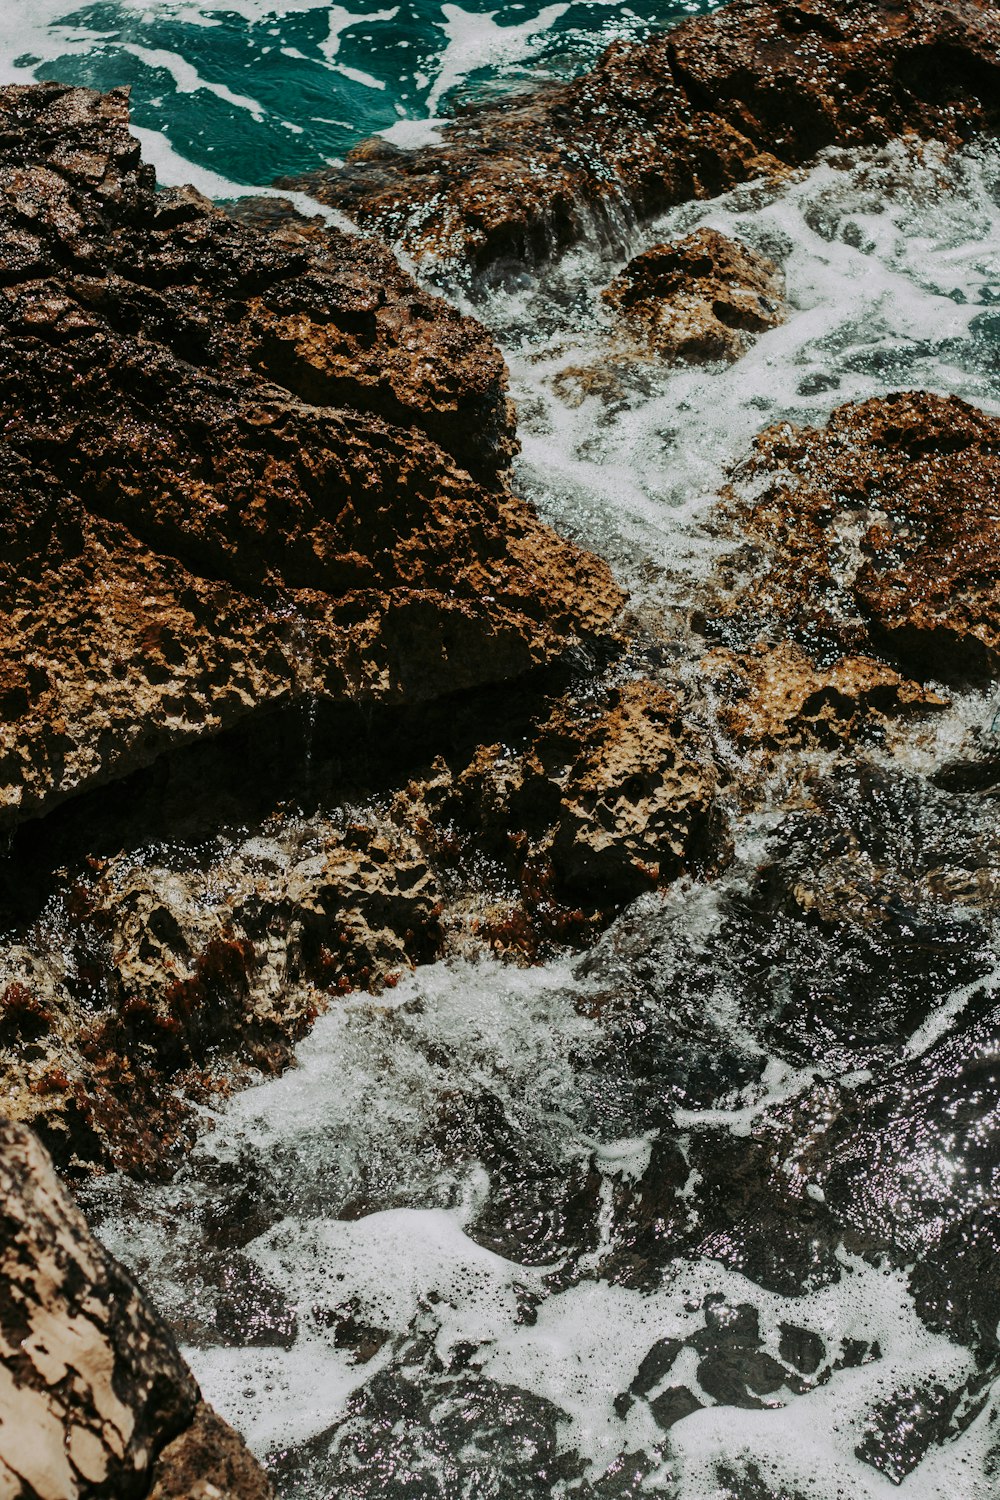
[
  {"left": 426, "top": 1, "right": 571, "bottom": 113},
  {"left": 122, "top": 42, "right": 265, "bottom": 115},
  {"left": 462, "top": 139, "right": 1000, "bottom": 608},
  {"left": 133, "top": 123, "right": 357, "bottom": 228}
]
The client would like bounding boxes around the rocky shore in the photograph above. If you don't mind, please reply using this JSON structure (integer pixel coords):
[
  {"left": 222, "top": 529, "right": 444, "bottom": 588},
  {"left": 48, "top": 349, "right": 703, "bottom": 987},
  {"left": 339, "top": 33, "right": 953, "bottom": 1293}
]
[
  {"left": 1, "top": 0, "right": 1000, "bottom": 1492},
  {"left": 282, "top": 0, "right": 1000, "bottom": 278}
]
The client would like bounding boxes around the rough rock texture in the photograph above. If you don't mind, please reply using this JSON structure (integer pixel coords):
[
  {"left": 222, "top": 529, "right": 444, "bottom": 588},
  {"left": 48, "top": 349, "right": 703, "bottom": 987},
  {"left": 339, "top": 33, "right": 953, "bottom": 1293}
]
[
  {"left": 701, "top": 643, "right": 946, "bottom": 751},
  {"left": 0, "top": 83, "right": 622, "bottom": 830},
  {"left": 284, "top": 0, "right": 1000, "bottom": 273},
  {"left": 405, "top": 678, "right": 727, "bottom": 953},
  {"left": 1, "top": 815, "right": 444, "bottom": 1176},
  {"left": 602, "top": 229, "right": 786, "bottom": 362},
  {"left": 0, "top": 1119, "right": 271, "bottom": 1498},
  {"left": 147, "top": 1406, "right": 275, "bottom": 1500},
  {"left": 704, "top": 392, "right": 1000, "bottom": 683}
]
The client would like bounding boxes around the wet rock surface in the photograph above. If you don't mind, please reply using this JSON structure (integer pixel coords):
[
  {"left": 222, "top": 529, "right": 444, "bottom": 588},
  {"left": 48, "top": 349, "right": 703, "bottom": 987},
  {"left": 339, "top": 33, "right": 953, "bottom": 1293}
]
[
  {"left": 602, "top": 229, "right": 786, "bottom": 363},
  {"left": 701, "top": 641, "right": 946, "bottom": 752},
  {"left": 284, "top": 0, "right": 1000, "bottom": 275},
  {"left": 1, "top": 814, "right": 444, "bottom": 1176},
  {"left": 701, "top": 393, "right": 1000, "bottom": 737},
  {"left": 405, "top": 676, "right": 728, "bottom": 952},
  {"left": 0, "top": 82, "right": 622, "bottom": 832},
  {"left": 0, "top": 1119, "right": 271, "bottom": 1499}
]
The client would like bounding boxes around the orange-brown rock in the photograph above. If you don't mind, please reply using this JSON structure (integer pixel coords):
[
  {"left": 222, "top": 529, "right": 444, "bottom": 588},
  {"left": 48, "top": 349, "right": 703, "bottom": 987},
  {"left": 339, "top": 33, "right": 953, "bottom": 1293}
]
[
  {"left": 0, "top": 84, "right": 622, "bottom": 831},
  {"left": 705, "top": 392, "right": 1000, "bottom": 683},
  {"left": 702, "top": 643, "right": 946, "bottom": 750},
  {"left": 603, "top": 229, "right": 786, "bottom": 363},
  {"left": 283, "top": 0, "right": 1000, "bottom": 274},
  {"left": 407, "top": 678, "right": 728, "bottom": 951},
  {"left": 0, "top": 1119, "right": 272, "bottom": 1499},
  {"left": 1, "top": 816, "right": 444, "bottom": 1176}
]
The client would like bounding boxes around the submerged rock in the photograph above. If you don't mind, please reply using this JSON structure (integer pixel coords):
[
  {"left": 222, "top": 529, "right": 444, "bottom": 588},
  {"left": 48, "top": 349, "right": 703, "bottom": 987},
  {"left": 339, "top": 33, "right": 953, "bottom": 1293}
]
[
  {"left": 0, "top": 83, "right": 622, "bottom": 831},
  {"left": 0, "top": 1119, "right": 271, "bottom": 1498},
  {"left": 705, "top": 391, "right": 1000, "bottom": 684},
  {"left": 602, "top": 229, "right": 786, "bottom": 363},
  {"left": 283, "top": 0, "right": 1000, "bottom": 275}
]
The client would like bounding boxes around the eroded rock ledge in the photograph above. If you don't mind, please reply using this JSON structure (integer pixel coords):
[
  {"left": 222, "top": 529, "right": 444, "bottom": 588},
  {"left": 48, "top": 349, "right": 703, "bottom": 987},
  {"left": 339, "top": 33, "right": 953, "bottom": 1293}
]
[
  {"left": 282, "top": 0, "right": 1000, "bottom": 275},
  {"left": 0, "top": 82, "right": 622, "bottom": 832},
  {"left": 0, "top": 1119, "right": 272, "bottom": 1499}
]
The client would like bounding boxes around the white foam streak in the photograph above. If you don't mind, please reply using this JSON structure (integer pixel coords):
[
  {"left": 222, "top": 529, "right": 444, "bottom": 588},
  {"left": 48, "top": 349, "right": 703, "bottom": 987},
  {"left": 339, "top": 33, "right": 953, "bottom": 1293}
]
[
  {"left": 122, "top": 42, "right": 265, "bottom": 115},
  {"left": 426, "top": 1, "right": 571, "bottom": 113}
]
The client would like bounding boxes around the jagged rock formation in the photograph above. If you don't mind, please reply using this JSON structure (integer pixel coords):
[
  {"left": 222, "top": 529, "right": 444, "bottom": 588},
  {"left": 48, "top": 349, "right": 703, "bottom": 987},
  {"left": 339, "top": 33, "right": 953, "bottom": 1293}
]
[
  {"left": 704, "top": 392, "right": 1000, "bottom": 684},
  {"left": 407, "top": 678, "right": 727, "bottom": 952},
  {"left": 602, "top": 229, "right": 785, "bottom": 363},
  {"left": 283, "top": 0, "right": 1000, "bottom": 274},
  {"left": 0, "top": 83, "right": 622, "bottom": 832},
  {"left": 1, "top": 815, "right": 444, "bottom": 1175},
  {"left": 0, "top": 1119, "right": 272, "bottom": 1498},
  {"left": 0, "top": 668, "right": 732, "bottom": 1173}
]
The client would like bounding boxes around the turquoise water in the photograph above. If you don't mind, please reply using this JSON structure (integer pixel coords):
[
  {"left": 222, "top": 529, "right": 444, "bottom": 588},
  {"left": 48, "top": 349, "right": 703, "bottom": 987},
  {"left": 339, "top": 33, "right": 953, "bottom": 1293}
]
[{"left": 0, "top": 0, "right": 721, "bottom": 186}]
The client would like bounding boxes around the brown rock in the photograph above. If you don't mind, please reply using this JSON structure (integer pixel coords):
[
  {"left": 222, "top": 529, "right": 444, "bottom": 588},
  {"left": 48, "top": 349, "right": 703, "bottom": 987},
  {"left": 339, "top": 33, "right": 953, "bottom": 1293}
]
[
  {"left": 602, "top": 229, "right": 786, "bottom": 362},
  {"left": 409, "top": 678, "right": 728, "bottom": 950},
  {"left": 706, "top": 392, "right": 1000, "bottom": 683},
  {"left": 0, "top": 83, "right": 623, "bottom": 831},
  {"left": 702, "top": 643, "right": 946, "bottom": 750},
  {"left": 1, "top": 817, "right": 444, "bottom": 1176},
  {"left": 0, "top": 1119, "right": 269, "bottom": 1498},
  {"left": 148, "top": 1405, "right": 274, "bottom": 1500},
  {"left": 283, "top": 0, "right": 1000, "bottom": 274}
]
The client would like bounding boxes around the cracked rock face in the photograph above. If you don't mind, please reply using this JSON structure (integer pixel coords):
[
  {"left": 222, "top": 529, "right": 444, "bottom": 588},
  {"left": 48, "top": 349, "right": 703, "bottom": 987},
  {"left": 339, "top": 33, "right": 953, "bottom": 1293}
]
[
  {"left": 283, "top": 0, "right": 1000, "bottom": 275},
  {"left": 602, "top": 229, "right": 786, "bottom": 363},
  {"left": 0, "top": 82, "right": 622, "bottom": 831},
  {"left": 0, "top": 1119, "right": 270, "bottom": 1499}
]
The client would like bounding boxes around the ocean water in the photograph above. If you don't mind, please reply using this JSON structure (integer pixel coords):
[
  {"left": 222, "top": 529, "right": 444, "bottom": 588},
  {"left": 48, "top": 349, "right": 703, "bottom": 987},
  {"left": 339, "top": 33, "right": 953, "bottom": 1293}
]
[
  {"left": 9, "top": 2, "right": 1000, "bottom": 1497},
  {"left": 0, "top": 0, "right": 721, "bottom": 186}
]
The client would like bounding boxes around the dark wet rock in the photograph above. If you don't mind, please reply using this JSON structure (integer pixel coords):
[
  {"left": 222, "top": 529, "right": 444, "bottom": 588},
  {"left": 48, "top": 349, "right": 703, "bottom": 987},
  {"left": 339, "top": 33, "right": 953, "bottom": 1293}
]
[
  {"left": 0, "top": 1119, "right": 270, "bottom": 1498},
  {"left": 0, "top": 82, "right": 623, "bottom": 833},
  {"left": 649, "top": 1385, "right": 703, "bottom": 1430},
  {"left": 602, "top": 229, "right": 786, "bottom": 363},
  {"left": 706, "top": 392, "right": 1000, "bottom": 684},
  {"left": 284, "top": 0, "right": 1000, "bottom": 276},
  {"left": 855, "top": 1381, "right": 966, "bottom": 1484},
  {"left": 778, "top": 1323, "right": 825, "bottom": 1376},
  {"left": 270, "top": 1348, "right": 585, "bottom": 1500}
]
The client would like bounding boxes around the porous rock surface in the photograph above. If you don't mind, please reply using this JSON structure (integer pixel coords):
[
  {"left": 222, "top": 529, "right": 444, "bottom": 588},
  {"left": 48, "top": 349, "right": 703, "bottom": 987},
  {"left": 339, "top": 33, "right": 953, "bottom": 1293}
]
[
  {"left": 704, "top": 392, "right": 1000, "bottom": 685},
  {"left": 701, "top": 643, "right": 946, "bottom": 752},
  {"left": 284, "top": 0, "right": 1000, "bottom": 273},
  {"left": 602, "top": 229, "right": 786, "bottom": 363},
  {"left": 1, "top": 816, "right": 444, "bottom": 1176},
  {"left": 0, "top": 1119, "right": 272, "bottom": 1499},
  {"left": 405, "top": 678, "right": 727, "bottom": 953},
  {"left": 0, "top": 82, "right": 622, "bottom": 831}
]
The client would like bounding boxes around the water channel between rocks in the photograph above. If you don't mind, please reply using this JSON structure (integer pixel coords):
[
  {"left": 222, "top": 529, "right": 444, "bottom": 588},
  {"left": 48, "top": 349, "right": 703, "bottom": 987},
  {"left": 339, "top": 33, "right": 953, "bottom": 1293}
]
[{"left": 77, "top": 131, "right": 1000, "bottom": 1499}]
